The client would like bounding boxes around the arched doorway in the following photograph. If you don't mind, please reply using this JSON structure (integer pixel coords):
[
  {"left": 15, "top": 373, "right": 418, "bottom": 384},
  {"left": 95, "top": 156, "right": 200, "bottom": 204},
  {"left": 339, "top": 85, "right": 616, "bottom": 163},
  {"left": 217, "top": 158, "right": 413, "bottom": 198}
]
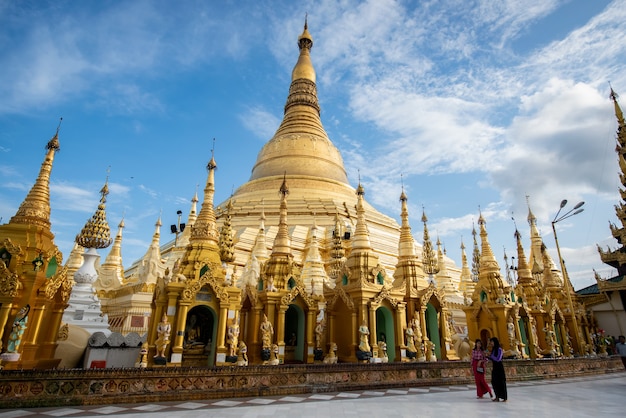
[
  {"left": 284, "top": 304, "right": 305, "bottom": 363},
  {"left": 184, "top": 305, "right": 217, "bottom": 367},
  {"left": 375, "top": 306, "right": 395, "bottom": 362},
  {"left": 425, "top": 303, "right": 441, "bottom": 359},
  {"left": 480, "top": 329, "right": 491, "bottom": 347}
]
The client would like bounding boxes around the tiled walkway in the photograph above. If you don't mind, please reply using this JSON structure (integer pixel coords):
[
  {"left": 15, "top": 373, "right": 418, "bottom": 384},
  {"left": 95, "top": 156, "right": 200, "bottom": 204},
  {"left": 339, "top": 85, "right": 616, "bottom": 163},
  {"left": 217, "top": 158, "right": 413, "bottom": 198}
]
[{"left": 1, "top": 372, "right": 624, "bottom": 417}]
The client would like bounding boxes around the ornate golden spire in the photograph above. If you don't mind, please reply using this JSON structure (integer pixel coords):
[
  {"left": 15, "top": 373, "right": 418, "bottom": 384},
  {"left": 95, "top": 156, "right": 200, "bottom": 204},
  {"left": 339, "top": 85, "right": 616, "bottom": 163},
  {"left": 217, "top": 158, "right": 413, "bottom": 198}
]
[
  {"left": 10, "top": 119, "right": 62, "bottom": 228},
  {"left": 75, "top": 180, "right": 112, "bottom": 249},
  {"left": 421, "top": 209, "right": 438, "bottom": 278},
  {"left": 107, "top": 218, "right": 125, "bottom": 261},
  {"left": 219, "top": 197, "right": 235, "bottom": 263},
  {"left": 292, "top": 15, "right": 315, "bottom": 84},
  {"left": 248, "top": 20, "right": 348, "bottom": 184},
  {"left": 329, "top": 210, "right": 346, "bottom": 281},
  {"left": 476, "top": 213, "right": 505, "bottom": 291},
  {"left": 97, "top": 218, "right": 125, "bottom": 290},
  {"left": 526, "top": 198, "right": 544, "bottom": 273},
  {"left": 598, "top": 88, "right": 626, "bottom": 275},
  {"left": 351, "top": 181, "right": 372, "bottom": 251},
  {"left": 514, "top": 229, "right": 533, "bottom": 286},
  {"left": 458, "top": 239, "right": 475, "bottom": 299},
  {"left": 471, "top": 222, "right": 480, "bottom": 282},
  {"left": 272, "top": 174, "right": 292, "bottom": 254},
  {"left": 251, "top": 200, "right": 269, "bottom": 261},
  {"left": 191, "top": 143, "right": 218, "bottom": 243},
  {"left": 397, "top": 187, "right": 416, "bottom": 258}
]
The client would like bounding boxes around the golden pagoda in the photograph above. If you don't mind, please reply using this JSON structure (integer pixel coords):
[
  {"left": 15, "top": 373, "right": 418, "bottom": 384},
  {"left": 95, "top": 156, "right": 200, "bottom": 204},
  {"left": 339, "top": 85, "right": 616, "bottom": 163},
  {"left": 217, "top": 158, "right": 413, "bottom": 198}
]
[
  {"left": 0, "top": 122, "right": 70, "bottom": 369},
  {"left": 133, "top": 20, "right": 466, "bottom": 366}
]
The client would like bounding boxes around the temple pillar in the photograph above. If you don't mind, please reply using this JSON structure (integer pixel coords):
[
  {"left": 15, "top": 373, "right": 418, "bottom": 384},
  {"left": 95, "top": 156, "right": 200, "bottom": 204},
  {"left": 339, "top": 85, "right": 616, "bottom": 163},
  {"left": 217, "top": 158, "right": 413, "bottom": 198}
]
[
  {"left": 395, "top": 302, "right": 406, "bottom": 361},
  {"left": 0, "top": 303, "right": 13, "bottom": 351},
  {"left": 306, "top": 309, "right": 315, "bottom": 363},
  {"left": 368, "top": 304, "right": 377, "bottom": 352},
  {"left": 170, "top": 302, "right": 190, "bottom": 364}
]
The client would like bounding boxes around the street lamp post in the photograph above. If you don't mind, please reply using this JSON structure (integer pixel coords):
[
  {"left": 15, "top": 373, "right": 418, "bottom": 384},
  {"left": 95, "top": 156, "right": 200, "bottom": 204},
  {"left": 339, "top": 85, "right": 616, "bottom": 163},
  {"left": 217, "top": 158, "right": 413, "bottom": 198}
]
[
  {"left": 170, "top": 210, "right": 185, "bottom": 247},
  {"left": 551, "top": 199, "right": 584, "bottom": 356}
]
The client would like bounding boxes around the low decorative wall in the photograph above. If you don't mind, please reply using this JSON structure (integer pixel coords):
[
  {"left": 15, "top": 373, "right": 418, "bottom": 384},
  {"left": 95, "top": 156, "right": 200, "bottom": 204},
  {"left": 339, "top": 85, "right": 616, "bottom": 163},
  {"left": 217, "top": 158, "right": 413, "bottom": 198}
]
[{"left": 0, "top": 356, "right": 622, "bottom": 408}]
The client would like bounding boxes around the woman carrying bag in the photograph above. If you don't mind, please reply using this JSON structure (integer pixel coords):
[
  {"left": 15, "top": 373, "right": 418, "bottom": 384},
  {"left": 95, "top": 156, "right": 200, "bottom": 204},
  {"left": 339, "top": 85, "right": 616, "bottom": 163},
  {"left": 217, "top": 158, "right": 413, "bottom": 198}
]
[{"left": 471, "top": 339, "right": 493, "bottom": 399}]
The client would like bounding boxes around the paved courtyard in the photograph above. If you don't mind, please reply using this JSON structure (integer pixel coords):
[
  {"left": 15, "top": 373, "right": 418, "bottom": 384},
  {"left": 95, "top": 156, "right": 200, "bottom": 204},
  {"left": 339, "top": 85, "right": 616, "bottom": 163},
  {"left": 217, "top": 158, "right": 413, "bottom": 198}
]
[{"left": 1, "top": 371, "right": 623, "bottom": 418}]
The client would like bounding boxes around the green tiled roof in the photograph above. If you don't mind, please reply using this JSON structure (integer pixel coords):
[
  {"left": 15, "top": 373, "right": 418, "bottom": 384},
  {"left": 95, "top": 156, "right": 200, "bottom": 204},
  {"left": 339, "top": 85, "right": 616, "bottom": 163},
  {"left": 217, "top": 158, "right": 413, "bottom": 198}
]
[{"left": 577, "top": 275, "right": 625, "bottom": 295}]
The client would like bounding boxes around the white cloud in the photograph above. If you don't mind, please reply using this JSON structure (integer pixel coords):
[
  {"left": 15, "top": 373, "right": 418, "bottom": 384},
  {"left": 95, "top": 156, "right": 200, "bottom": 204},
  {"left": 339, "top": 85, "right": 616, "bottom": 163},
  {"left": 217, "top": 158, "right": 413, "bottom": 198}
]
[{"left": 239, "top": 106, "right": 281, "bottom": 140}]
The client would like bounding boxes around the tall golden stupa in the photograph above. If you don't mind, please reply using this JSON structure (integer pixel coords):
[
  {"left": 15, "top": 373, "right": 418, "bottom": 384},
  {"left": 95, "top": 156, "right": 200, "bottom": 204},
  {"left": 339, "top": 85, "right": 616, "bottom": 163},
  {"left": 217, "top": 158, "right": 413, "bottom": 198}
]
[{"left": 138, "top": 20, "right": 465, "bottom": 366}]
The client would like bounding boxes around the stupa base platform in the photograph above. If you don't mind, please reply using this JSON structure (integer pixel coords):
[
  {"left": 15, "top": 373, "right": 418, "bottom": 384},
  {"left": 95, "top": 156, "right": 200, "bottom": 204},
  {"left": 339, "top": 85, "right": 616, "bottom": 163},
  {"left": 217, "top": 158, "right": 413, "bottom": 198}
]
[{"left": 0, "top": 356, "right": 622, "bottom": 408}]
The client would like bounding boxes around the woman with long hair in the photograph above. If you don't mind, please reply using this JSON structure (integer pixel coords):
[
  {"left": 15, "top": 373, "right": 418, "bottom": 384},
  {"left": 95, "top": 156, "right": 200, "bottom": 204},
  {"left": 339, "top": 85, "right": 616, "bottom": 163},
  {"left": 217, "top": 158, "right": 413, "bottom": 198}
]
[
  {"left": 487, "top": 337, "right": 508, "bottom": 402},
  {"left": 471, "top": 339, "right": 492, "bottom": 399}
]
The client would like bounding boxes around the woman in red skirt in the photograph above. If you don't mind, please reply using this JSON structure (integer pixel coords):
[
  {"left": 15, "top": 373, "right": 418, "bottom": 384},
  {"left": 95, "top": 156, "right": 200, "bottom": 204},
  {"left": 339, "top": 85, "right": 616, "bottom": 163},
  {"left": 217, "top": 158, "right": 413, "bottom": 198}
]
[{"left": 471, "top": 339, "right": 493, "bottom": 399}]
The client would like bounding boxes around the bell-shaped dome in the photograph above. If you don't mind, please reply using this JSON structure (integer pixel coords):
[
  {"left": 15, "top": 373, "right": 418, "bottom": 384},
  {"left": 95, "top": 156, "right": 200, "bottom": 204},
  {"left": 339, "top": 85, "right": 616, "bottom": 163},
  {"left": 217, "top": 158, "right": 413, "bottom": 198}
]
[{"left": 248, "top": 21, "right": 349, "bottom": 185}]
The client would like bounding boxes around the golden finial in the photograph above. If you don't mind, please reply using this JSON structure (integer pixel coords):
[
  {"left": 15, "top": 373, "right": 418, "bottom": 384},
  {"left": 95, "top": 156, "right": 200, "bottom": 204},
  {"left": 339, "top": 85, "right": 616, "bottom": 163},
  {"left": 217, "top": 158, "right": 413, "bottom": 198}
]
[
  {"left": 47, "top": 117, "right": 62, "bottom": 151},
  {"left": 400, "top": 174, "right": 407, "bottom": 201},
  {"left": 298, "top": 13, "right": 313, "bottom": 47},
  {"left": 609, "top": 81, "right": 618, "bottom": 101},
  {"left": 207, "top": 138, "right": 217, "bottom": 171}
]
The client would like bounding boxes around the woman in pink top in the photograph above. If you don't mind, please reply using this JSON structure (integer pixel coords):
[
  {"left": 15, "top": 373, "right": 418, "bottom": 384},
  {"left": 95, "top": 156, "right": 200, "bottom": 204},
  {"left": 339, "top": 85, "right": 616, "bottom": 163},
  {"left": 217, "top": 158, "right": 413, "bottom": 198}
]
[{"left": 471, "top": 339, "right": 493, "bottom": 399}]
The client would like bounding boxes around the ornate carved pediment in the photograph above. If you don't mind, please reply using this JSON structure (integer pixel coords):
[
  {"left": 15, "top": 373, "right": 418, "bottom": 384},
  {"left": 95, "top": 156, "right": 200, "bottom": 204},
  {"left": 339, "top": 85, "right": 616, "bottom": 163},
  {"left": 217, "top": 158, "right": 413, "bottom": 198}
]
[
  {"left": 281, "top": 283, "right": 315, "bottom": 308},
  {"left": 328, "top": 285, "right": 354, "bottom": 310},
  {"left": 418, "top": 284, "right": 444, "bottom": 308},
  {"left": 0, "top": 261, "right": 20, "bottom": 297},
  {"left": 242, "top": 284, "right": 258, "bottom": 306},
  {"left": 472, "top": 303, "right": 497, "bottom": 320},
  {"left": 372, "top": 286, "right": 398, "bottom": 308},
  {"left": 182, "top": 263, "right": 228, "bottom": 302},
  {"left": 42, "top": 265, "right": 70, "bottom": 302},
  {"left": 2, "top": 238, "right": 23, "bottom": 258}
]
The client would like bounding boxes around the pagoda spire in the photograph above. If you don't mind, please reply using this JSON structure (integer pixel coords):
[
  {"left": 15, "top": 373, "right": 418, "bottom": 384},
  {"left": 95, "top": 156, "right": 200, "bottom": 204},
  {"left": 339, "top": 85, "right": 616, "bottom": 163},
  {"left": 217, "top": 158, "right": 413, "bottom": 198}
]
[
  {"left": 397, "top": 187, "right": 416, "bottom": 258},
  {"left": 351, "top": 181, "right": 372, "bottom": 251},
  {"left": 474, "top": 212, "right": 506, "bottom": 297},
  {"left": 219, "top": 197, "right": 235, "bottom": 263},
  {"left": 329, "top": 210, "right": 346, "bottom": 283},
  {"left": 10, "top": 119, "right": 62, "bottom": 228},
  {"left": 137, "top": 215, "right": 166, "bottom": 285},
  {"left": 527, "top": 198, "right": 545, "bottom": 274},
  {"left": 514, "top": 230, "right": 533, "bottom": 286},
  {"left": 421, "top": 208, "right": 438, "bottom": 284},
  {"left": 393, "top": 188, "right": 427, "bottom": 289},
  {"left": 598, "top": 88, "right": 626, "bottom": 275},
  {"left": 251, "top": 201, "right": 269, "bottom": 262},
  {"left": 301, "top": 217, "right": 330, "bottom": 295},
  {"left": 248, "top": 19, "right": 348, "bottom": 185},
  {"left": 272, "top": 174, "right": 292, "bottom": 254},
  {"left": 458, "top": 239, "right": 475, "bottom": 301},
  {"left": 96, "top": 218, "right": 125, "bottom": 290},
  {"left": 190, "top": 143, "right": 219, "bottom": 244},
  {"left": 471, "top": 222, "right": 480, "bottom": 282}
]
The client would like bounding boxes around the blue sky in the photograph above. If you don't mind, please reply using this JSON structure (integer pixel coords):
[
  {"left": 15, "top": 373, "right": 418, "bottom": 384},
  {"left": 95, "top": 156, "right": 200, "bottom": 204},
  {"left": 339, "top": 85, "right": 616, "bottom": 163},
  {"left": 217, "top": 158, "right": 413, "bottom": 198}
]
[{"left": 1, "top": 0, "right": 624, "bottom": 290}]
